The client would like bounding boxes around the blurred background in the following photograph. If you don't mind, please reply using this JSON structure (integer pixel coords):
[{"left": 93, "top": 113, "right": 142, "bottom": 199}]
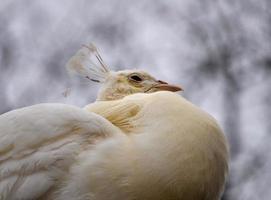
[{"left": 0, "top": 0, "right": 270, "bottom": 199}]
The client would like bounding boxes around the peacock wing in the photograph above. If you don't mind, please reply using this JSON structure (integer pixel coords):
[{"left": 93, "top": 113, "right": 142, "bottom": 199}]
[{"left": 0, "top": 103, "right": 119, "bottom": 200}]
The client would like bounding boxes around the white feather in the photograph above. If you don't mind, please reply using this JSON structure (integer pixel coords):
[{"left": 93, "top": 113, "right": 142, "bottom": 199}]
[
  {"left": 0, "top": 92, "right": 228, "bottom": 199},
  {"left": 0, "top": 104, "right": 120, "bottom": 200},
  {"left": 66, "top": 43, "right": 110, "bottom": 83}
]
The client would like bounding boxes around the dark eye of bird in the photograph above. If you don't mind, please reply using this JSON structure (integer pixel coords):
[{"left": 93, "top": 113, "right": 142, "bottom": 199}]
[{"left": 129, "top": 75, "right": 143, "bottom": 82}]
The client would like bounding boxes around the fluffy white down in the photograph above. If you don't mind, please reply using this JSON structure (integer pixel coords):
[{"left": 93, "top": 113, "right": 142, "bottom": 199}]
[
  {"left": 0, "top": 104, "right": 120, "bottom": 200},
  {"left": 0, "top": 92, "right": 228, "bottom": 200}
]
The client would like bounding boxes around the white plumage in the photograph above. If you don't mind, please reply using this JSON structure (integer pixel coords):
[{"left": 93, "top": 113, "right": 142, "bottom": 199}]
[
  {"left": 0, "top": 44, "right": 228, "bottom": 200},
  {"left": 0, "top": 104, "right": 119, "bottom": 199}
]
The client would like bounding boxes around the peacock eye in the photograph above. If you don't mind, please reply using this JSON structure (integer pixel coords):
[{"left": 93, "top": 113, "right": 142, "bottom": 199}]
[{"left": 129, "top": 74, "right": 143, "bottom": 82}]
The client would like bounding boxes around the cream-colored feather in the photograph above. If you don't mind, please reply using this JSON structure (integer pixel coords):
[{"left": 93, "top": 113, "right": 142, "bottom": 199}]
[
  {"left": 66, "top": 43, "right": 110, "bottom": 83},
  {"left": 0, "top": 91, "right": 228, "bottom": 200},
  {"left": 60, "top": 91, "right": 229, "bottom": 200},
  {"left": 84, "top": 100, "right": 141, "bottom": 134},
  {"left": 0, "top": 104, "right": 121, "bottom": 200}
]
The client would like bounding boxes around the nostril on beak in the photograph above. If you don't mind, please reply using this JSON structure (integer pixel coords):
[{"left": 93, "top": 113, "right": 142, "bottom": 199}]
[{"left": 157, "top": 80, "right": 168, "bottom": 84}]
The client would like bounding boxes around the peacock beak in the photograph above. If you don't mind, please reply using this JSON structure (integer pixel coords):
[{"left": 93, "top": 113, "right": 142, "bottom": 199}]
[{"left": 153, "top": 80, "right": 183, "bottom": 92}]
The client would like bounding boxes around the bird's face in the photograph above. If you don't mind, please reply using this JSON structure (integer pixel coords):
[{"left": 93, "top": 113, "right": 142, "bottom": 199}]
[
  {"left": 97, "top": 70, "right": 182, "bottom": 101},
  {"left": 66, "top": 43, "right": 182, "bottom": 101}
]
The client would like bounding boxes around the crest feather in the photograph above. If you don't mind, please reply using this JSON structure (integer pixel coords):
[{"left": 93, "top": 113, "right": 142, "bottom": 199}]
[{"left": 66, "top": 43, "right": 110, "bottom": 83}]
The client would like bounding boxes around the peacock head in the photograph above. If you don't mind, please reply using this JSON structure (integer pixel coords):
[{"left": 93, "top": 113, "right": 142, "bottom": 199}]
[{"left": 66, "top": 43, "right": 182, "bottom": 101}]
